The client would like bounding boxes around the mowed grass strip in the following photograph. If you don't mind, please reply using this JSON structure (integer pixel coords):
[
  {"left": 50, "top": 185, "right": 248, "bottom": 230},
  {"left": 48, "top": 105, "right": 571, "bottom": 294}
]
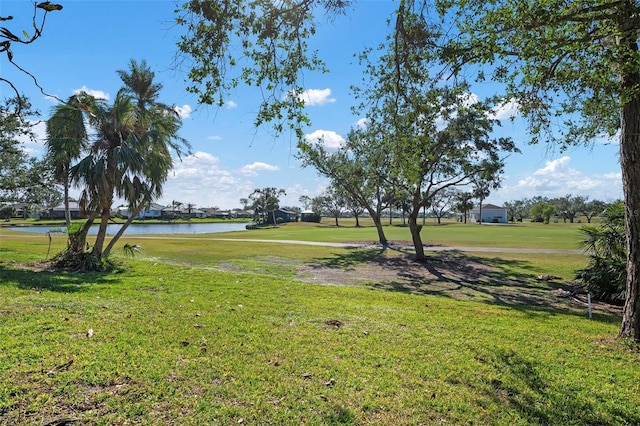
[
  {"left": 179, "top": 219, "right": 587, "bottom": 250},
  {"left": 1, "top": 260, "right": 638, "bottom": 425}
]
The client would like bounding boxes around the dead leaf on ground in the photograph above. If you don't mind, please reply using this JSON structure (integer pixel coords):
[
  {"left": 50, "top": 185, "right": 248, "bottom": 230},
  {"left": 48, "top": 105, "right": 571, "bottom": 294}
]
[{"left": 46, "top": 359, "right": 73, "bottom": 375}]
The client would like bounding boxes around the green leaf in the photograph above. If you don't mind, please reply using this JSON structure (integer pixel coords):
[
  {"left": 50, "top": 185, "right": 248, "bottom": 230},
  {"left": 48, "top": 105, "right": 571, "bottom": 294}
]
[{"left": 36, "top": 2, "right": 63, "bottom": 12}]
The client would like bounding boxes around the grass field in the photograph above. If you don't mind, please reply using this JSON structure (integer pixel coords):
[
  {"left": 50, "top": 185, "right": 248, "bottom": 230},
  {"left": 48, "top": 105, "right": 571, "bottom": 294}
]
[{"left": 1, "top": 221, "right": 639, "bottom": 425}]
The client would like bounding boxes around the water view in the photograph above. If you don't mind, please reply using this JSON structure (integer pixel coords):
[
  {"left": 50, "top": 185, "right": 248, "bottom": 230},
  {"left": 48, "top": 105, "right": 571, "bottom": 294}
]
[{"left": 6, "top": 222, "right": 249, "bottom": 236}]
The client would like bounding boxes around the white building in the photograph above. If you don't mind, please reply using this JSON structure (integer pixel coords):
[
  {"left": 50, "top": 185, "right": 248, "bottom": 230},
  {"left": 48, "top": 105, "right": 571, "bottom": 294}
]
[
  {"left": 469, "top": 204, "right": 508, "bottom": 224},
  {"left": 117, "top": 202, "right": 166, "bottom": 219}
]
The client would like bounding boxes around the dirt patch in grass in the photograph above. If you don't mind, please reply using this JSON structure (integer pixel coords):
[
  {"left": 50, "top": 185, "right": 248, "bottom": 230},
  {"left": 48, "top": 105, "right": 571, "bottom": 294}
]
[{"left": 294, "top": 250, "right": 622, "bottom": 316}]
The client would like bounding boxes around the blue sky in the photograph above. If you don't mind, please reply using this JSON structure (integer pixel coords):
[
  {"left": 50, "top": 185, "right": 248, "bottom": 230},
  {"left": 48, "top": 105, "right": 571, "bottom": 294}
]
[{"left": 2, "top": 0, "right": 623, "bottom": 210}]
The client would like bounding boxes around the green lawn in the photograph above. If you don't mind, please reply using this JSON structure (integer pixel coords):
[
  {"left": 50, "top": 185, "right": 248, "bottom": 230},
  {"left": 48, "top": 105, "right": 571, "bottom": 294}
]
[
  {"left": 1, "top": 223, "right": 639, "bottom": 425},
  {"left": 191, "top": 219, "right": 589, "bottom": 250}
]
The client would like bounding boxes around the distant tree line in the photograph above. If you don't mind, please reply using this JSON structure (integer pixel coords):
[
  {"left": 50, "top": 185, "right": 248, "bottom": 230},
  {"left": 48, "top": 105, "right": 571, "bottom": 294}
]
[
  {"left": 0, "top": 97, "right": 62, "bottom": 211},
  {"left": 503, "top": 195, "right": 612, "bottom": 224}
]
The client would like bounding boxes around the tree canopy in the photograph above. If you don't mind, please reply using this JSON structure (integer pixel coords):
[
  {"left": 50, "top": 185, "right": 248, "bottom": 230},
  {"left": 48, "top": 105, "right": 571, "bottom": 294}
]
[
  {"left": 433, "top": 0, "right": 640, "bottom": 339},
  {"left": 0, "top": 97, "right": 60, "bottom": 208},
  {"left": 175, "top": 0, "right": 351, "bottom": 137},
  {"left": 175, "top": 0, "right": 640, "bottom": 340}
]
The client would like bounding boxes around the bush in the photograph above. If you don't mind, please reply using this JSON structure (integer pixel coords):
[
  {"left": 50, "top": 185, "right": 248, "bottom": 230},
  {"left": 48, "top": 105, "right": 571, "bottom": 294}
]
[{"left": 575, "top": 202, "right": 626, "bottom": 303}]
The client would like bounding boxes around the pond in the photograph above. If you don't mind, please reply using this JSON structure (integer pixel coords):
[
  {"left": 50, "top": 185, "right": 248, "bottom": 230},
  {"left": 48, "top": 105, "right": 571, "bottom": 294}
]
[{"left": 5, "top": 222, "right": 250, "bottom": 236}]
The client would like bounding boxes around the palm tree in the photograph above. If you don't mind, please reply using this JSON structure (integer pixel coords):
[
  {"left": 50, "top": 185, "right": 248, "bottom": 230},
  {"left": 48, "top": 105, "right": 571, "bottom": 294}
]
[
  {"left": 103, "top": 61, "right": 189, "bottom": 258},
  {"left": 69, "top": 91, "right": 138, "bottom": 262},
  {"left": 56, "top": 60, "right": 189, "bottom": 270},
  {"left": 45, "top": 95, "right": 88, "bottom": 227}
]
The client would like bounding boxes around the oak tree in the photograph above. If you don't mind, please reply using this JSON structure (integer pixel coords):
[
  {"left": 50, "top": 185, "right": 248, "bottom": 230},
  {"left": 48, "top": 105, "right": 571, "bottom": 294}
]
[{"left": 436, "top": 0, "right": 640, "bottom": 339}]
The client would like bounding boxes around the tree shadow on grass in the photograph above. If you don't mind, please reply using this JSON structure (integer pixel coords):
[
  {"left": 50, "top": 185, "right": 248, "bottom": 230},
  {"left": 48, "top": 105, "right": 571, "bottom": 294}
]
[
  {"left": 0, "top": 263, "right": 113, "bottom": 293},
  {"left": 307, "top": 249, "right": 620, "bottom": 322},
  {"left": 477, "top": 348, "right": 639, "bottom": 424},
  {"left": 314, "top": 248, "right": 389, "bottom": 269}
]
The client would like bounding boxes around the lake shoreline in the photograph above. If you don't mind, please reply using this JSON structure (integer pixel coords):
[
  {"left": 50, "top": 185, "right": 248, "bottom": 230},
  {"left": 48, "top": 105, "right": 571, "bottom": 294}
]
[{"left": 4, "top": 221, "right": 251, "bottom": 236}]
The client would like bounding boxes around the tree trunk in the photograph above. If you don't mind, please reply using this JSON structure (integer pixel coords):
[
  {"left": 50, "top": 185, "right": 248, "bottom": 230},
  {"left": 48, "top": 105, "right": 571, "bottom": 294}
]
[
  {"left": 366, "top": 205, "right": 388, "bottom": 247},
  {"left": 91, "top": 205, "right": 111, "bottom": 259},
  {"left": 103, "top": 203, "right": 146, "bottom": 258},
  {"left": 63, "top": 177, "right": 71, "bottom": 228},
  {"left": 620, "top": 96, "right": 640, "bottom": 341},
  {"left": 409, "top": 211, "right": 425, "bottom": 261},
  {"left": 354, "top": 214, "right": 360, "bottom": 227},
  {"left": 334, "top": 216, "right": 339, "bottom": 226},
  {"left": 69, "top": 211, "right": 97, "bottom": 254},
  {"left": 619, "top": 67, "right": 640, "bottom": 341},
  {"left": 619, "top": 15, "right": 640, "bottom": 340},
  {"left": 373, "top": 216, "right": 388, "bottom": 246}
]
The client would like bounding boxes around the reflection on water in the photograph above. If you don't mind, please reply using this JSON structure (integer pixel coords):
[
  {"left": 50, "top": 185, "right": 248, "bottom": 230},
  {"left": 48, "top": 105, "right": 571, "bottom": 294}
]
[{"left": 6, "top": 222, "right": 249, "bottom": 236}]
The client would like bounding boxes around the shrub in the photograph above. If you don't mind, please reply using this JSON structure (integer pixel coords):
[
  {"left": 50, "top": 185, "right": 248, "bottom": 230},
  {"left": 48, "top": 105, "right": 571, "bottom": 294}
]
[{"left": 575, "top": 202, "right": 626, "bottom": 303}]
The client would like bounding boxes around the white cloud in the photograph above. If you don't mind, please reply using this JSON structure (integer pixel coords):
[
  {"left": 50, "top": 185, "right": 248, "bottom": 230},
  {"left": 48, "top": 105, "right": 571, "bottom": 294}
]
[
  {"left": 491, "top": 99, "right": 520, "bottom": 120},
  {"left": 174, "top": 104, "right": 192, "bottom": 119},
  {"left": 74, "top": 85, "right": 109, "bottom": 101},
  {"left": 601, "top": 171, "right": 622, "bottom": 180},
  {"left": 159, "top": 151, "right": 253, "bottom": 208},
  {"left": 15, "top": 120, "right": 47, "bottom": 157},
  {"left": 299, "top": 88, "right": 336, "bottom": 106},
  {"left": 304, "top": 129, "right": 345, "bottom": 150},
  {"left": 492, "top": 155, "right": 623, "bottom": 204},
  {"left": 533, "top": 156, "right": 573, "bottom": 175},
  {"left": 458, "top": 92, "right": 479, "bottom": 108},
  {"left": 518, "top": 156, "right": 597, "bottom": 193},
  {"left": 208, "top": 135, "right": 223, "bottom": 141},
  {"left": 356, "top": 117, "right": 369, "bottom": 129},
  {"left": 226, "top": 100, "right": 238, "bottom": 109},
  {"left": 238, "top": 161, "right": 280, "bottom": 176}
]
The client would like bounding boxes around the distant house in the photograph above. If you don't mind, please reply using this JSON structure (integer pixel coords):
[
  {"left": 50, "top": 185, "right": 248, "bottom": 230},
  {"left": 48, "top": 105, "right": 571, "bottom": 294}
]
[
  {"left": 300, "top": 210, "right": 321, "bottom": 223},
  {"left": 115, "top": 202, "right": 166, "bottom": 220},
  {"left": 48, "top": 201, "right": 83, "bottom": 220},
  {"left": 267, "top": 208, "right": 299, "bottom": 223},
  {"left": 469, "top": 204, "right": 508, "bottom": 224},
  {"left": 201, "top": 208, "right": 231, "bottom": 219},
  {"left": 231, "top": 209, "right": 253, "bottom": 219},
  {"left": 180, "top": 207, "right": 205, "bottom": 219},
  {"left": 137, "top": 203, "right": 166, "bottom": 219},
  {"left": 161, "top": 206, "right": 181, "bottom": 219},
  {"left": 11, "top": 203, "right": 43, "bottom": 219}
]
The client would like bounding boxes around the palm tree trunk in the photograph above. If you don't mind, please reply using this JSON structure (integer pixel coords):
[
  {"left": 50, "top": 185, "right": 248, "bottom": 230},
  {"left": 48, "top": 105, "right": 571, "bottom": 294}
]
[
  {"left": 103, "top": 203, "right": 145, "bottom": 258},
  {"left": 91, "top": 205, "right": 111, "bottom": 259},
  {"left": 63, "top": 178, "right": 71, "bottom": 228},
  {"left": 67, "top": 210, "right": 98, "bottom": 255}
]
